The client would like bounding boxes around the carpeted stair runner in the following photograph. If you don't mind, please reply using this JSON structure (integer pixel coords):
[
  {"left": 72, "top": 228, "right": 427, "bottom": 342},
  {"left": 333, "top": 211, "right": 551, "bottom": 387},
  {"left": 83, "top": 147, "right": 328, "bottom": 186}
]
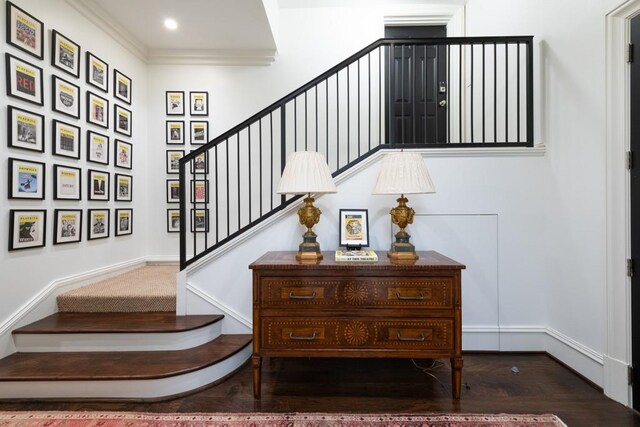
[{"left": 57, "top": 265, "right": 177, "bottom": 312}]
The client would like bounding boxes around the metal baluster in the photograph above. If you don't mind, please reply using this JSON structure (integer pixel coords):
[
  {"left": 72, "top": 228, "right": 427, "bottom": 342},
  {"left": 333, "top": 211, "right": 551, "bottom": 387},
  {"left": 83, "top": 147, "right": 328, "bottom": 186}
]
[
  {"left": 411, "top": 43, "right": 416, "bottom": 144},
  {"left": 494, "top": 43, "right": 497, "bottom": 143},
  {"left": 526, "top": 40, "right": 534, "bottom": 144},
  {"left": 304, "top": 90, "right": 308, "bottom": 150},
  {"left": 270, "top": 112, "right": 274, "bottom": 211},
  {"left": 315, "top": 85, "right": 318, "bottom": 152},
  {"left": 358, "top": 57, "right": 361, "bottom": 157},
  {"left": 237, "top": 133, "right": 241, "bottom": 231},
  {"left": 347, "top": 64, "right": 350, "bottom": 162},
  {"left": 447, "top": 44, "right": 450, "bottom": 143},
  {"left": 517, "top": 42, "right": 521, "bottom": 143},
  {"left": 482, "top": 43, "right": 486, "bottom": 143},
  {"left": 226, "top": 138, "right": 230, "bottom": 237},
  {"left": 294, "top": 98, "right": 298, "bottom": 151},
  {"left": 368, "top": 52, "right": 371, "bottom": 151},
  {"left": 280, "top": 104, "right": 286, "bottom": 206},
  {"left": 215, "top": 143, "right": 219, "bottom": 243},
  {"left": 459, "top": 44, "right": 462, "bottom": 143},
  {"left": 248, "top": 125, "right": 252, "bottom": 222},
  {"left": 423, "top": 44, "right": 427, "bottom": 143},
  {"left": 401, "top": 44, "right": 405, "bottom": 144},
  {"left": 259, "top": 119, "right": 263, "bottom": 216},
  {"left": 505, "top": 43, "right": 509, "bottom": 143},
  {"left": 471, "top": 43, "right": 474, "bottom": 143}
]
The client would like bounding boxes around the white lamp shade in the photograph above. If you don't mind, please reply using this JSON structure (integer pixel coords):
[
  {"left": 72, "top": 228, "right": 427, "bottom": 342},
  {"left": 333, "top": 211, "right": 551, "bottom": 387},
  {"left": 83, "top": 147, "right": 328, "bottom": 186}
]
[
  {"left": 372, "top": 152, "right": 436, "bottom": 195},
  {"left": 277, "top": 151, "right": 337, "bottom": 195}
]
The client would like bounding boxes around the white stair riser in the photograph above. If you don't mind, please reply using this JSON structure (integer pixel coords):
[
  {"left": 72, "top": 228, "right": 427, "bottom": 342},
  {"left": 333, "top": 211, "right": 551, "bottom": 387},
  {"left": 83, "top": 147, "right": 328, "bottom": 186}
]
[
  {"left": 0, "top": 344, "right": 251, "bottom": 399},
  {"left": 13, "top": 322, "right": 222, "bottom": 352}
]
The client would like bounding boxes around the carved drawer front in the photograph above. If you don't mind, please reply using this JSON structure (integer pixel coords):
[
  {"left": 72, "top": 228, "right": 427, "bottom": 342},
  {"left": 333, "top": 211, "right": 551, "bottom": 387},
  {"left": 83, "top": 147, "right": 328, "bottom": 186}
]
[
  {"left": 261, "top": 277, "right": 453, "bottom": 308},
  {"left": 261, "top": 318, "right": 453, "bottom": 350}
]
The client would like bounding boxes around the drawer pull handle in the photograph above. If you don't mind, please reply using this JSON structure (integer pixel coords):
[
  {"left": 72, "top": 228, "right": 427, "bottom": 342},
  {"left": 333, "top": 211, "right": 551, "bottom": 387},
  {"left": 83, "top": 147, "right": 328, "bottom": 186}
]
[
  {"left": 289, "top": 331, "right": 317, "bottom": 341},
  {"left": 396, "top": 332, "right": 425, "bottom": 342},
  {"left": 396, "top": 291, "right": 425, "bottom": 300},
  {"left": 288, "top": 291, "right": 317, "bottom": 300}
]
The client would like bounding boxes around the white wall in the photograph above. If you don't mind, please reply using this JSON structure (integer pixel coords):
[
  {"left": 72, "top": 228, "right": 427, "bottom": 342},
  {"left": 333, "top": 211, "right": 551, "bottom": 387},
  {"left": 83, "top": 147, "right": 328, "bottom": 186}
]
[{"left": 0, "top": 0, "right": 149, "bottom": 357}]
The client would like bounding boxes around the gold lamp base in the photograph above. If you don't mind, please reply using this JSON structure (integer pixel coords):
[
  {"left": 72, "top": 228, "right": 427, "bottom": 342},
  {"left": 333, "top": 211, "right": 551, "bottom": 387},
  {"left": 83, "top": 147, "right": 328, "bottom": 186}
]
[
  {"left": 295, "top": 195, "right": 324, "bottom": 262},
  {"left": 387, "top": 195, "right": 419, "bottom": 261}
]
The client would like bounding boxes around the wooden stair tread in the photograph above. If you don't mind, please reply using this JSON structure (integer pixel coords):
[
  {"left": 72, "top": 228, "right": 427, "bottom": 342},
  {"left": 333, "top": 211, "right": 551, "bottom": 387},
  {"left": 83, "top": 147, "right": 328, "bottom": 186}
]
[
  {"left": 0, "top": 334, "right": 251, "bottom": 381},
  {"left": 13, "top": 313, "right": 224, "bottom": 334}
]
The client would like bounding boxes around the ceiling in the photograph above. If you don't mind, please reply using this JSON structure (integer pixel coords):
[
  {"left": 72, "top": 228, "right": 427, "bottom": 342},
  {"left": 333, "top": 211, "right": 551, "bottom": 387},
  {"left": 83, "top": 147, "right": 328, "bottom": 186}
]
[{"left": 66, "top": 0, "right": 278, "bottom": 65}]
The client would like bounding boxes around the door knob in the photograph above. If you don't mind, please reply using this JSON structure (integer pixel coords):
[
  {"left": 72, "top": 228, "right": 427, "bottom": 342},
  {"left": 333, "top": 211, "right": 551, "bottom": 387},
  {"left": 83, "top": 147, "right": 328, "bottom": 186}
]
[{"left": 439, "top": 100, "right": 447, "bottom": 107}]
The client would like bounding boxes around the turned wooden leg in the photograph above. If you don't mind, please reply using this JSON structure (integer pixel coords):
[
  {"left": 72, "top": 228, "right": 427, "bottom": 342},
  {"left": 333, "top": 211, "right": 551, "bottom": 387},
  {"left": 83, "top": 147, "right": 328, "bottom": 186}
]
[
  {"left": 450, "top": 357, "right": 463, "bottom": 400},
  {"left": 252, "top": 355, "right": 262, "bottom": 399}
]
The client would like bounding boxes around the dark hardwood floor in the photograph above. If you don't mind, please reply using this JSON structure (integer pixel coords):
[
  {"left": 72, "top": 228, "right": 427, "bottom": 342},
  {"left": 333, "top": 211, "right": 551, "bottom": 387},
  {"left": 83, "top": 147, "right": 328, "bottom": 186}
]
[{"left": 1, "top": 353, "right": 639, "bottom": 426}]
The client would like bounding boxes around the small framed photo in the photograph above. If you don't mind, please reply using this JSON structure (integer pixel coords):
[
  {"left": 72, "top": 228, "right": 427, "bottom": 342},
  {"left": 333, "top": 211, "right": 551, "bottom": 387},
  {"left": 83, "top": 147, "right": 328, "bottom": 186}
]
[
  {"left": 166, "top": 150, "right": 184, "bottom": 174},
  {"left": 191, "top": 179, "right": 209, "bottom": 203},
  {"left": 113, "top": 69, "right": 131, "bottom": 104},
  {"left": 189, "top": 91, "right": 209, "bottom": 116},
  {"left": 87, "top": 169, "right": 110, "bottom": 201},
  {"left": 51, "top": 30, "right": 80, "bottom": 78},
  {"left": 114, "top": 104, "right": 132, "bottom": 137},
  {"left": 53, "top": 209, "right": 82, "bottom": 245},
  {"left": 115, "top": 209, "right": 133, "bottom": 236},
  {"left": 52, "top": 74, "right": 80, "bottom": 118},
  {"left": 191, "top": 209, "right": 209, "bottom": 232},
  {"left": 167, "top": 209, "right": 180, "bottom": 233},
  {"left": 87, "top": 209, "right": 109, "bottom": 240},
  {"left": 115, "top": 173, "right": 133, "bottom": 202},
  {"left": 9, "top": 209, "right": 46, "bottom": 251},
  {"left": 166, "top": 120, "right": 185, "bottom": 145},
  {"left": 339, "top": 209, "right": 370, "bottom": 249},
  {"left": 166, "top": 91, "right": 185, "bottom": 115},
  {"left": 114, "top": 140, "right": 132, "bottom": 169},
  {"left": 190, "top": 121, "right": 209, "bottom": 145},
  {"left": 190, "top": 150, "right": 208, "bottom": 174},
  {"left": 86, "top": 91, "right": 109, "bottom": 128},
  {"left": 53, "top": 164, "right": 81, "bottom": 200},
  {"left": 8, "top": 105, "right": 44, "bottom": 152},
  {"left": 86, "top": 52, "right": 108, "bottom": 92},
  {"left": 52, "top": 119, "right": 80, "bottom": 159},
  {"left": 6, "top": 53, "right": 43, "bottom": 106},
  {"left": 6, "top": 2, "right": 44, "bottom": 59},
  {"left": 166, "top": 179, "right": 180, "bottom": 203},
  {"left": 8, "top": 157, "right": 45, "bottom": 200},
  {"left": 86, "top": 130, "right": 109, "bottom": 165}
]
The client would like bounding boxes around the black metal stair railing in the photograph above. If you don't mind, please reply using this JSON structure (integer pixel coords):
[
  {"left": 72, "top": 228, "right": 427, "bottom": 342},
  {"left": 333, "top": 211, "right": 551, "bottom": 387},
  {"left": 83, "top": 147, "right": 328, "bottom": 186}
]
[{"left": 179, "top": 36, "right": 534, "bottom": 269}]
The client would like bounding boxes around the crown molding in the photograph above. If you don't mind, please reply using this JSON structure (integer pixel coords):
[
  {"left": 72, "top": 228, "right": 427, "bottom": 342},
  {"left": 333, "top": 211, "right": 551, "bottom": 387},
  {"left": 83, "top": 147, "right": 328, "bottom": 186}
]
[{"left": 147, "top": 49, "right": 277, "bottom": 66}]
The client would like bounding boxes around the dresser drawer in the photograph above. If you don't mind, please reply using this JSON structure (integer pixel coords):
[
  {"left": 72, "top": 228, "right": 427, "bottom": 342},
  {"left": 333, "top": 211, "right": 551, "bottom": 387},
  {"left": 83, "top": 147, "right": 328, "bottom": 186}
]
[
  {"left": 261, "top": 277, "right": 453, "bottom": 309},
  {"left": 261, "top": 317, "right": 453, "bottom": 351}
]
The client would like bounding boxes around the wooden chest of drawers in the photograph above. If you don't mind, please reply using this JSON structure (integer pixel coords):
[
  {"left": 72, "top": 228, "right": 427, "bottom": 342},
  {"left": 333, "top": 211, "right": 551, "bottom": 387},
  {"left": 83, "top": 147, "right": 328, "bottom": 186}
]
[{"left": 249, "top": 250, "right": 465, "bottom": 399}]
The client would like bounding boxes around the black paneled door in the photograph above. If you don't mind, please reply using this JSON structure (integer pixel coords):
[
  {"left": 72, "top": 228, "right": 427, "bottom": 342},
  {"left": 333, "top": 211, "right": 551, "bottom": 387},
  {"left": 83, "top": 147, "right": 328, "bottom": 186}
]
[
  {"left": 632, "top": 14, "right": 640, "bottom": 410},
  {"left": 385, "top": 25, "right": 447, "bottom": 144}
]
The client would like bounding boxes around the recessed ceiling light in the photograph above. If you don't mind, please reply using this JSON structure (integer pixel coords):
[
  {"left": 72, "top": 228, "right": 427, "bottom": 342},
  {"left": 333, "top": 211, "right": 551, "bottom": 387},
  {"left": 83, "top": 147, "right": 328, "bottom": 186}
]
[{"left": 164, "top": 18, "right": 178, "bottom": 31}]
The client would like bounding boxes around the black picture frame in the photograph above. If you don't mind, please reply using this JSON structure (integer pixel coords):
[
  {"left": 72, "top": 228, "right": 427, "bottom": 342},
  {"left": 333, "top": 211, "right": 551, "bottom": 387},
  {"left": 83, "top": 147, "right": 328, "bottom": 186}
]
[
  {"left": 53, "top": 164, "right": 81, "bottom": 200},
  {"left": 114, "top": 140, "right": 133, "bottom": 169},
  {"left": 8, "top": 157, "right": 45, "bottom": 200},
  {"left": 166, "top": 150, "right": 184, "bottom": 174},
  {"left": 115, "top": 209, "right": 133, "bottom": 236},
  {"left": 87, "top": 209, "right": 109, "bottom": 240},
  {"left": 114, "top": 173, "right": 133, "bottom": 202},
  {"left": 53, "top": 209, "right": 82, "bottom": 245},
  {"left": 191, "top": 179, "right": 209, "bottom": 203},
  {"left": 5, "top": 53, "right": 43, "bottom": 106},
  {"left": 166, "top": 179, "right": 180, "bottom": 203},
  {"left": 86, "top": 51, "right": 108, "bottom": 92},
  {"left": 190, "top": 150, "right": 209, "bottom": 174},
  {"left": 51, "top": 30, "right": 80, "bottom": 78},
  {"left": 166, "top": 120, "right": 185, "bottom": 145},
  {"left": 191, "top": 209, "right": 209, "bottom": 232},
  {"left": 52, "top": 119, "right": 81, "bottom": 159},
  {"left": 87, "top": 169, "right": 110, "bottom": 201},
  {"left": 7, "top": 105, "right": 45, "bottom": 153},
  {"left": 8, "top": 209, "right": 46, "bottom": 251},
  {"left": 189, "top": 91, "right": 209, "bottom": 116},
  {"left": 51, "top": 74, "right": 80, "bottom": 118},
  {"left": 86, "top": 91, "right": 109, "bottom": 128},
  {"left": 339, "top": 209, "right": 370, "bottom": 249},
  {"left": 6, "top": 1, "right": 44, "bottom": 59},
  {"left": 167, "top": 209, "right": 180, "bottom": 233},
  {"left": 190, "top": 121, "right": 209, "bottom": 145},
  {"left": 113, "top": 69, "right": 131, "bottom": 104},
  {"left": 166, "top": 91, "right": 185, "bottom": 115},
  {"left": 114, "top": 104, "right": 132, "bottom": 137},
  {"left": 86, "top": 130, "right": 110, "bottom": 165}
]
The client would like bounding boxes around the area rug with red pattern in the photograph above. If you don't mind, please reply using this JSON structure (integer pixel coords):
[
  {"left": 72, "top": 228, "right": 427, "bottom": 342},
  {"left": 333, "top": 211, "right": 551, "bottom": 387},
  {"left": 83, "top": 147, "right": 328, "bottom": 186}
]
[{"left": 0, "top": 412, "right": 567, "bottom": 427}]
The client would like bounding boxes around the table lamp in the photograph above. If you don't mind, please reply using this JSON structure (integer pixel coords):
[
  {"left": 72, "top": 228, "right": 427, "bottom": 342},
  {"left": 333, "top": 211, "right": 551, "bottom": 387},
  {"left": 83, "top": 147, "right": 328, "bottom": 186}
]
[
  {"left": 372, "top": 151, "right": 435, "bottom": 260},
  {"left": 277, "top": 151, "right": 337, "bottom": 261}
]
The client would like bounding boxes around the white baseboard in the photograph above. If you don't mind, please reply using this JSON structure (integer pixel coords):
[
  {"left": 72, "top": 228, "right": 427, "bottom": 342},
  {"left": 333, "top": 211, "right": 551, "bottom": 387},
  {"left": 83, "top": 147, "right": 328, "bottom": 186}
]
[{"left": 603, "top": 355, "right": 631, "bottom": 406}]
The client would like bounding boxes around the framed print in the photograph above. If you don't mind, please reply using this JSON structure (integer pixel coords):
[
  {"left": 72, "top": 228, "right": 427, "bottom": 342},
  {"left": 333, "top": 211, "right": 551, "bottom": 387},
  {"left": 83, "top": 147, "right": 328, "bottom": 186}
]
[
  {"left": 8, "top": 157, "right": 45, "bottom": 200},
  {"left": 114, "top": 140, "right": 132, "bottom": 169},
  {"left": 87, "top": 209, "right": 109, "bottom": 240},
  {"left": 189, "top": 91, "right": 209, "bottom": 116},
  {"left": 113, "top": 69, "right": 131, "bottom": 104},
  {"left": 86, "top": 130, "right": 109, "bottom": 165},
  {"left": 166, "top": 121, "right": 184, "bottom": 145},
  {"left": 8, "top": 209, "right": 46, "bottom": 251},
  {"left": 8, "top": 105, "right": 44, "bottom": 152},
  {"left": 86, "top": 52, "right": 108, "bottom": 92},
  {"left": 190, "top": 121, "right": 208, "bottom": 145},
  {"left": 166, "top": 150, "right": 184, "bottom": 174},
  {"left": 52, "top": 74, "right": 80, "bottom": 118},
  {"left": 166, "top": 91, "right": 185, "bottom": 115},
  {"left": 166, "top": 179, "right": 180, "bottom": 203},
  {"left": 53, "top": 209, "right": 82, "bottom": 245},
  {"left": 5, "top": 53, "right": 43, "bottom": 106},
  {"left": 115, "top": 209, "right": 133, "bottom": 236},
  {"left": 190, "top": 150, "right": 208, "bottom": 174},
  {"left": 6, "top": 1, "right": 43, "bottom": 59},
  {"left": 115, "top": 173, "right": 133, "bottom": 202},
  {"left": 114, "top": 104, "right": 132, "bottom": 137},
  {"left": 167, "top": 209, "right": 180, "bottom": 233},
  {"left": 339, "top": 209, "right": 370, "bottom": 249},
  {"left": 191, "top": 209, "right": 209, "bottom": 232},
  {"left": 51, "top": 30, "right": 80, "bottom": 78},
  {"left": 53, "top": 164, "right": 81, "bottom": 200},
  {"left": 52, "top": 119, "right": 80, "bottom": 159},
  {"left": 191, "top": 180, "right": 209, "bottom": 203},
  {"left": 86, "top": 91, "right": 109, "bottom": 128},
  {"left": 87, "top": 169, "right": 109, "bottom": 201}
]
